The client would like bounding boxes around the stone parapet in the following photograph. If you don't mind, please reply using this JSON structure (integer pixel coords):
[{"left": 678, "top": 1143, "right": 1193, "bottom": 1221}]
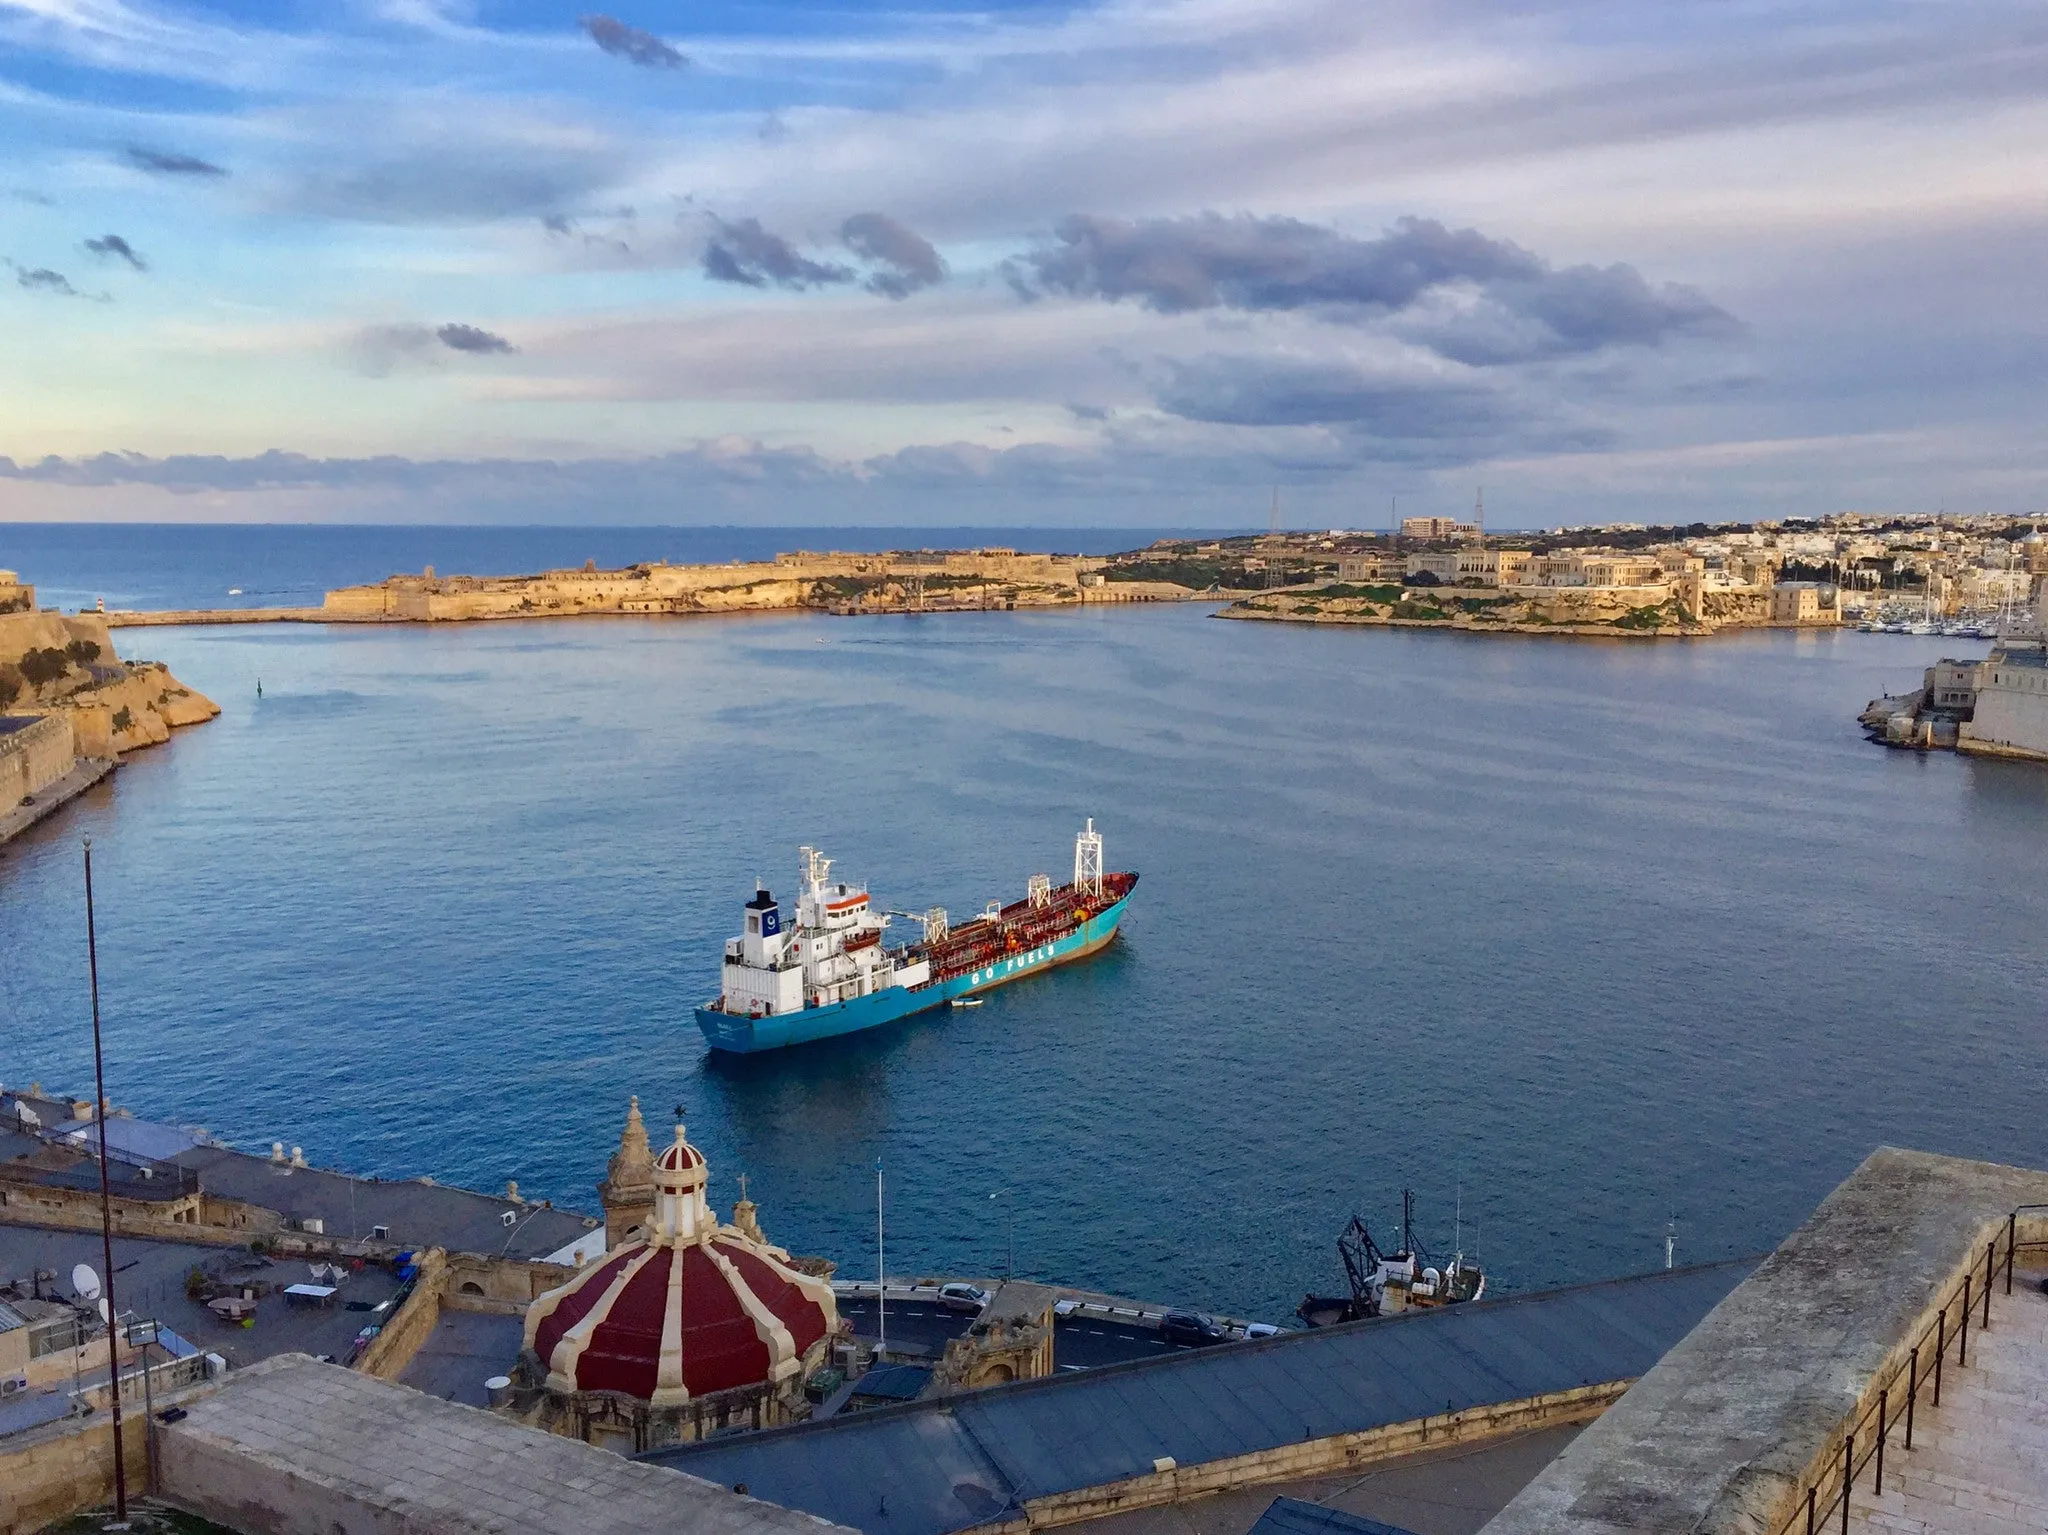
[{"left": 1482, "top": 1147, "right": 2048, "bottom": 1535}]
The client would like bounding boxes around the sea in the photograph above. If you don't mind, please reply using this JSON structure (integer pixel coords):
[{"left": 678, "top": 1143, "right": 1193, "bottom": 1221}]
[{"left": 3, "top": 524, "right": 2046, "bottom": 1322}]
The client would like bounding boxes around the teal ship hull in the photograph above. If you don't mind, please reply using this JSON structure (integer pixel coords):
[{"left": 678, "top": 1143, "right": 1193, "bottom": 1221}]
[{"left": 694, "top": 885, "right": 1134, "bottom": 1054}]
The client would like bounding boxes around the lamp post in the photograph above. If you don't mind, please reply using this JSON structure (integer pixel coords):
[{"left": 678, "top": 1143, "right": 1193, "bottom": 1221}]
[
  {"left": 989, "top": 1189, "right": 1015, "bottom": 1282},
  {"left": 85, "top": 838, "right": 128, "bottom": 1527}
]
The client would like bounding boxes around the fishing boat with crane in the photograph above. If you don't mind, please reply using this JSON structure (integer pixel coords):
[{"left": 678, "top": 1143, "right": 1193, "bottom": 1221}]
[
  {"left": 1295, "top": 1190, "right": 1486, "bottom": 1326},
  {"left": 694, "top": 821, "right": 1137, "bottom": 1054}
]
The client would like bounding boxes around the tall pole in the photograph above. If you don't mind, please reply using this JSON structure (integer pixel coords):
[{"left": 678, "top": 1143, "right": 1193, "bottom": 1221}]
[
  {"left": 875, "top": 1159, "right": 886, "bottom": 1360},
  {"left": 85, "top": 839, "right": 128, "bottom": 1525}
]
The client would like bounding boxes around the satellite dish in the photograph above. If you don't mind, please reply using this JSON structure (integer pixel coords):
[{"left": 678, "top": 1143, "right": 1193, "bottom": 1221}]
[
  {"left": 71, "top": 1264, "right": 101, "bottom": 1302},
  {"left": 98, "top": 1298, "right": 111, "bottom": 1324}
]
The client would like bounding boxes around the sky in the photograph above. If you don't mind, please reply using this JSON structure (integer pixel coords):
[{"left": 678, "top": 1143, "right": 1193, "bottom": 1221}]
[{"left": 1, "top": 0, "right": 2045, "bottom": 526}]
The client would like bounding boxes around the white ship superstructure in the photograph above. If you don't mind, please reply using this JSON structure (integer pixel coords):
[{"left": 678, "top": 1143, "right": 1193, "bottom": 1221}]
[{"left": 719, "top": 848, "right": 932, "bottom": 1020}]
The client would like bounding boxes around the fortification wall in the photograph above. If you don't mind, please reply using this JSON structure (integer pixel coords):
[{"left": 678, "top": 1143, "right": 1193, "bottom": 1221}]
[
  {"left": 0, "top": 1401, "right": 152, "bottom": 1535},
  {"left": 1959, "top": 682, "right": 2048, "bottom": 761},
  {"left": 0, "top": 713, "right": 76, "bottom": 804},
  {"left": 321, "top": 551, "right": 1098, "bottom": 623}
]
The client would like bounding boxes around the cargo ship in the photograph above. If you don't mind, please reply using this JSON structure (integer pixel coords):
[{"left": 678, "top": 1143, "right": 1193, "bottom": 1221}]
[{"left": 694, "top": 821, "right": 1137, "bottom": 1054}]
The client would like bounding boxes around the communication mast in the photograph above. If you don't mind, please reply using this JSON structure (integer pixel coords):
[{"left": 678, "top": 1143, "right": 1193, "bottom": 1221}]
[{"left": 1073, "top": 819, "right": 1103, "bottom": 896}]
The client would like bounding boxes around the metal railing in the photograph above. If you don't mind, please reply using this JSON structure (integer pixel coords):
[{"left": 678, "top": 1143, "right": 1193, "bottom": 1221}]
[{"left": 1772, "top": 1206, "right": 2048, "bottom": 1535}]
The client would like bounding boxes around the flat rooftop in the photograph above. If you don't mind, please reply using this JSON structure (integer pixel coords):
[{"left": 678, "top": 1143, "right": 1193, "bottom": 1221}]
[
  {"left": 0, "top": 1224, "right": 404, "bottom": 1374},
  {"left": 168, "top": 1145, "right": 602, "bottom": 1263},
  {"left": 160, "top": 1353, "right": 851, "bottom": 1535}
]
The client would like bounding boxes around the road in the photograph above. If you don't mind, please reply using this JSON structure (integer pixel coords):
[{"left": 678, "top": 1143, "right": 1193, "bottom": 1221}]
[{"left": 837, "top": 1298, "right": 1214, "bottom": 1370}]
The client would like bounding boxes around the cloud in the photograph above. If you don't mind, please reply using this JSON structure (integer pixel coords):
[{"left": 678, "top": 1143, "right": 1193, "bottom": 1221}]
[
  {"left": 349, "top": 322, "right": 514, "bottom": 372},
  {"left": 84, "top": 235, "right": 148, "bottom": 271},
  {"left": 702, "top": 217, "right": 853, "bottom": 290},
  {"left": 840, "top": 213, "right": 945, "bottom": 299},
  {"left": 1012, "top": 214, "right": 1736, "bottom": 361},
  {"left": 1157, "top": 353, "right": 1514, "bottom": 434},
  {"left": 281, "top": 110, "right": 628, "bottom": 225},
  {"left": 125, "top": 145, "right": 227, "bottom": 178},
  {"left": 13, "top": 264, "right": 80, "bottom": 297},
  {"left": 6, "top": 260, "right": 107, "bottom": 301},
  {"left": 436, "top": 322, "right": 514, "bottom": 353},
  {"left": 579, "top": 14, "right": 686, "bottom": 69},
  {"left": 542, "top": 214, "right": 575, "bottom": 236}
]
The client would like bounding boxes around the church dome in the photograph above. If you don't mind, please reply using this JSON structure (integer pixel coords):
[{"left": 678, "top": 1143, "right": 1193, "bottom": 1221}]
[{"left": 525, "top": 1119, "right": 835, "bottom": 1411}]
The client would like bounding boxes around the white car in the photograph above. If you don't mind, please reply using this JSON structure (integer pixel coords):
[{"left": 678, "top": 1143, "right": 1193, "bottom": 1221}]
[
  {"left": 1238, "top": 1322, "right": 1288, "bottom": 1340},
  {"left": 938, "top": 1282, "right": 991, "bottom": 1313}
]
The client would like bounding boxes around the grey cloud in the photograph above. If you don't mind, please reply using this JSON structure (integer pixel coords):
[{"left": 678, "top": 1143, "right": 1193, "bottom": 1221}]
[
  {"left": 84, "top": 235, "right": 147, "bottom": 271},
  {"left": 1157, "top": 354, "right": 1515, "bottom": 435},
  {"left": 1068, "top": 403, "right": 1111, "bottom": 421},
  {"left": 702, "top": 217, "right": 852, "bottom": 290},
  {"left": 14, "top": 265, "right": 79, "bottom": 296},
  {"left": 1151, "top": 352, "right": 1613, "bottom": 463},
  {"left": 1015, "top": 213, "right": 1735, "bottom": 361},
  {"left": 580, "top": 14, "right": 687, "bottom": 69},
  {"left": 6, "top": 260, "right": 105, "bottom": 300},
  {"left": 1020, "top": 213, "right": 1540, "bottom": 314},
  {"left": 291, "top": 141, "right": 623, "bottom": 226},
  {"left": 542, "top": 214, "right": 575, "bottom": 236},
  {"left": 840, "top": 213, "right": 945, "bottom": 299},
  {"left": 9, "top": 190, "right": 54, "bottom": 206},
  {"left": 437, "top": 323, "right": 515, "bottom": 353},
  {"left": 125, "top": 145, "right": 227, "bottom": 177}
]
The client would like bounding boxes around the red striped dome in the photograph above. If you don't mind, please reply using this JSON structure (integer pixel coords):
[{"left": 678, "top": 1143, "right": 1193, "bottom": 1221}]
[{"left": 524, "top": 1122, "right": 835, "bottom": 1408}]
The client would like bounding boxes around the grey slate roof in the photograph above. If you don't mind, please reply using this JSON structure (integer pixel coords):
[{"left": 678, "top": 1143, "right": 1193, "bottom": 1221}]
[
  {"left": 1251, "top": 1496, "right": 1421, "bottom": 1535},
  {"left": 168, "top": 1145, "right": 601, "bottom": 1261},
  {"left": 644, "top": 1259, "right": 1758, "bottom": 1535}
]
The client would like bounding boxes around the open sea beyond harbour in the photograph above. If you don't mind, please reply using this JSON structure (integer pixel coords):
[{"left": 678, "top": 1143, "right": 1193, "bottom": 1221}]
[{"left": 4, "top": 525, "right": 2048, "bottom": 1323}]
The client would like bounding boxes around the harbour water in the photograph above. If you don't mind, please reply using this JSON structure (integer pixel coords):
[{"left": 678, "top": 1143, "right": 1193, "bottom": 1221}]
[{"left": 4, "top": 532, "right": 2047, "bottom": 1322}]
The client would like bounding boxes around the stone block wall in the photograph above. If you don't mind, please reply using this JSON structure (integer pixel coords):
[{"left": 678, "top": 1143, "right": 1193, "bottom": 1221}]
[
  {"left": 0, "top": 1402, "right": 149, "bottom": 1535},
  {"left": 0, "top": 713, "right": 76, "bottom": 804}
]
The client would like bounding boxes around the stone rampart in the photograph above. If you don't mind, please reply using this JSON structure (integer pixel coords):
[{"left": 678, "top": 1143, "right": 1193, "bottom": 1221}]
[
  {"left": 1482, "top": 1148, "right": 2048, "bottom": 1535},
  {"left": 353, "top": 1248, "right": 447, "bottom": 1381},
  {"left": 321, "top": 551, "right": 1105, "bottom": 624},
  {"left": 0, "top": 713, "right": 76, "bottom": 804},
  {"left": 0, "top": 1402, "right": 151, "bottom": 1535}
]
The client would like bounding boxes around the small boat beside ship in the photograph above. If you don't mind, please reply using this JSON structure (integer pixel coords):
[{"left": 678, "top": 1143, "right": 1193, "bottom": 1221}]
[
  {"left": 694, "top": 821, "right": 1137, "bottom": 1054},
  {"left": 1296, "top": 1190, "right": 1486, "bottom": 1326}
]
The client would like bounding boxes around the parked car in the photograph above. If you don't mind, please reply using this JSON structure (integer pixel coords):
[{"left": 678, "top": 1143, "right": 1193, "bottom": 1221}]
[
  {"left": 938, "top": 1282, "right": 991, "bottom": 1313},
  {"left": 1239, "top": 1322, "right": 1288, "bottom": 1340},
  {"left": 1158, "top": 1310, "right": 1230, "bottom": 1346}
]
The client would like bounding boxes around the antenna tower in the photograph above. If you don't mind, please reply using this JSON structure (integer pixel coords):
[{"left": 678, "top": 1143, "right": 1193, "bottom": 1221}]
[{"left": 1073, "top": 819, "right": 1103, "bottom": 896}]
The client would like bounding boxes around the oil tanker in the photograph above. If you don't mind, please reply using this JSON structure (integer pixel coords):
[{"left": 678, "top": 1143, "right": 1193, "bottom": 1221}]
[{"left": 694, "top": 821, "right": 1137, "bottom": 1053}]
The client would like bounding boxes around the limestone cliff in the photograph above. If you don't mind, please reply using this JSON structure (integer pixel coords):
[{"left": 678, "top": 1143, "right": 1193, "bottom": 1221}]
[{"left": 0, "top": 609, "right": 220, "bottom": 756}]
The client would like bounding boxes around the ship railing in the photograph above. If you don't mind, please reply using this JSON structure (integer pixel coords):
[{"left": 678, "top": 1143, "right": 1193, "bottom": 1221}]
[{"left": 1768, "top": 1205, "right": 2048, "bottom": 1535}]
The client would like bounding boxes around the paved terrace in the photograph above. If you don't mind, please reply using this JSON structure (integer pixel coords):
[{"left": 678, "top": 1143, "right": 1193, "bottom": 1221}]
[
  {"left": 646, "top": 1259, "right": 1758, "bottom": 1535},
  {"left": 1846, "top": 1253, "right": 2048, "bottom": 1535},
  {"left": 1482, "top": 1147, "right": 2048, "bottom": 1535},
  {"left": 159, "top": 1352, "right": 851, "bottom": 1535}
]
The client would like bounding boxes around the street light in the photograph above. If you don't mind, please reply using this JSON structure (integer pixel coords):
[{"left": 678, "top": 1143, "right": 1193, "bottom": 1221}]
[{"left": 988, "top": 1189, "right": 1015, "bottom": 1281}]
